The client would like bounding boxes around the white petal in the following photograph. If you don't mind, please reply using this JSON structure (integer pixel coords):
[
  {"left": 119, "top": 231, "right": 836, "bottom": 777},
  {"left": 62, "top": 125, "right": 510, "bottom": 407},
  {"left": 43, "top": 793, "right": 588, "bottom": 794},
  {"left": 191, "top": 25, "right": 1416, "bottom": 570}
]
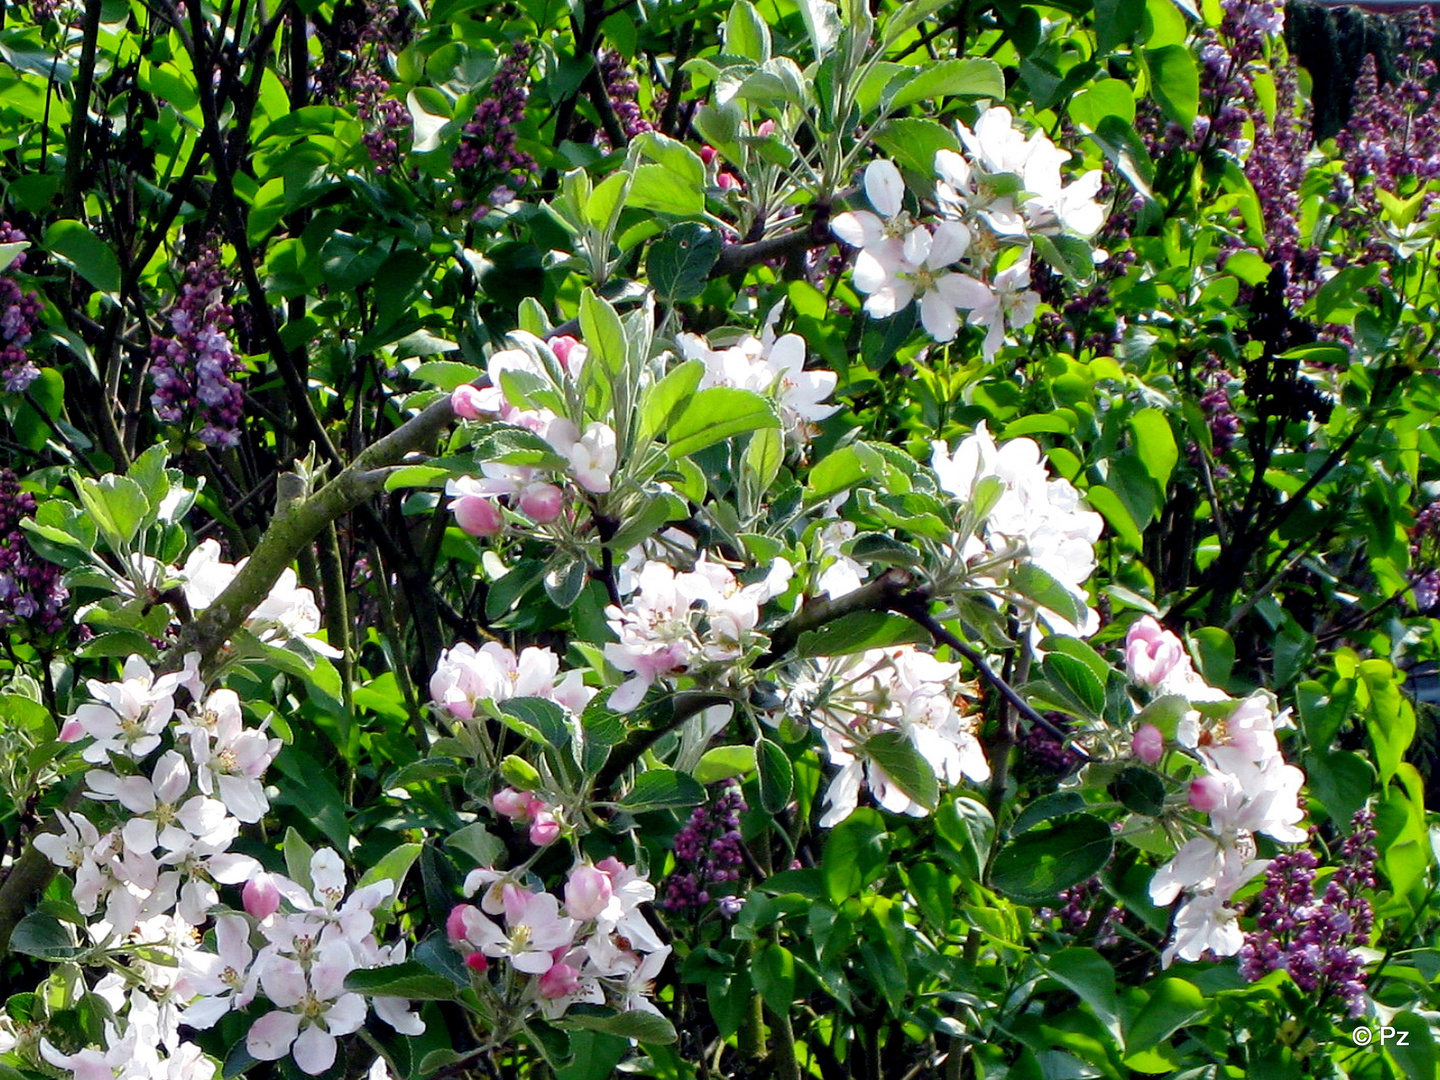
[
  {"left": 920, "top": 291, "right": 960, "bottom": 343},
  {"left": 864, "top": 159, "right": 905, "bottom": 218},
  {"left": 831, "top": 210, "right": 882, "bottom": 248},
  {"left": 246, "top": 1011, "right": 301, "bottom": 1061},
  {"left": 293, "top": 1025, "right": 338, "bottom": 1075}
]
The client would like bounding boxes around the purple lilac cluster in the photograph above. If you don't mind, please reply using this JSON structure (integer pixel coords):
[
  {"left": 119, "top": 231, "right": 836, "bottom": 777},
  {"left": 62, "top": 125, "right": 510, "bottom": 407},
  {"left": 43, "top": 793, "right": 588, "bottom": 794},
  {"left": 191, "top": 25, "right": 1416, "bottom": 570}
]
[
  {"left": 1039, "top": 877, "right": 1123, "bottom": 946},
  {"left": 149, "top": 251, "right": 245, "bottom": 448},
  {"left": 355, "top": 71, "right": 412, "bottom": 172},
  {"left": 0, "top": 223, "right": 44, "bottom": 394},
  {"left": 452, "top": 44, "right": 537, "bottom": 219},
  {"left": 1239, "top": 810, "right": 1378, "bottom": 1017},
  {"left": 597, "top": 50, "right": 653, "bottom": 146},
  {"left": 1409, "top": 502, "right": 1440, "bottom": 610},
  {"left": 1187, "top": 356, "right": 1241, "bottom": 474},
  {"left": 1334, "top": 14, "right": 1440, "bottom": 267},
  {"left": 0, "top": 469, "right": 67, "bottom": 634},
  {"left": 662, "top": 783, "right": 746, "bottom": 911}
]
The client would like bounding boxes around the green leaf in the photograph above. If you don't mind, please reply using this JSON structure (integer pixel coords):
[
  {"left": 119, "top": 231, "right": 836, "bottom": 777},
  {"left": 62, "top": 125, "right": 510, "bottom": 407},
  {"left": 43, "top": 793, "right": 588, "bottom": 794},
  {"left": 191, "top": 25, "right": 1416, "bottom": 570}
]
[
  {"left": 638, "top": 361, "right": 705, "bottom": 445},
  {"left": 695, "top": 744, "right": 757, "bottom": 783},
  {"left": 886, "top": 58, "right": 1004, "bottom": 111},
  {"left": 804, "top": 444, "right": 873, "bottom": 502},
  {"left": 579, "top": 289, "right": 628, "bottom": 376},
  {"left": 1124, "top": 978, "right": 1206, "bottom": 1058},
  {"left": 756, "top": 737, "right": 794, "bottom": 813},
  {"left": 563, "top": 1007, "right": 678, "bottom": 1044},
  {"left": 497, "top": 697, "right": 571, "bottom": 750},
  {"left": 356, "top": 842, "right": 423, "bottom": 901},
  {"left": 283, "top": 826, "right": 317, "bottom": 892},
  {"left": 873, "top": 118, "right": 962, "bottom": 178},
  {"left": 648, "top": 223, "right": 722, "bottom": 302},
  {"left": 412, "top": 360, "right": 478, "bottom": 389},
  {"left": 1128, "top": 408, "right": 1177, "bottom": 491},
  {"left": 446, "top": 822, "right": 506, "bottom": 866},
  {"left": 863, "top": 730, "right": 939, "bottom": 810},
  {"left": 1040, "top": 651, "right": 1107, "bottom": 720},
  {"left": 1111, "top": 766, "right": 1166, "bottom": 817},
  {"left": 794, "top": 612, "right": 928, "bottom": 658},
  {"left": 1095, "top": 0, "right": 1145, "bottom": 53},
  {"left": 822, "top": 808, "right": 890, "bottom": 902},
  {"left": 1145, "top": 45, "right": 1199, "bottom": 128},
  {"left": 9, "top": 913, "right": 82, "bottom": 960},
  {"left": 1223, "top": 250, "right": 1271, "bottom": 286},
  {"left": 75, "top": 474, "right": 151, "bottom": 549},
  {"left": 627, "top": 165, "right": 704, "bottom": 216},
  {"left": 44, "top": 220, "right": 121, "bottom": 294},
  {"left": 989, "top": 812, "right": 1114, "bottom": 904},
  {"left": 1085, "top": 484, "right": 1142, "bottom": 549},
  {"left": 1009, "top": 562, "right": 1086, "bottom": 630},
  {"left": 1045, "top": 948, "right": 1121, "bottom": 1042},
  {"left": 343, "top": 962, "right": 459, "bottom": 1000},
  {"left": 934, "top": 796, "right": 994, "bottom": 878},
  {"left": 618, "top": 768, "right": 706, "bottom": 812},
  {"left": 543, "top": 558, "right": 588, "bottom": 610},
  {"left": 752, "top": 942, "right": 795, "bottom": 1011},
  {"left": 665, "top": 388, "right": 778, "bottom": 458},
  {"left": 724, "top": 0, "right": 771, "bottom": 62}
]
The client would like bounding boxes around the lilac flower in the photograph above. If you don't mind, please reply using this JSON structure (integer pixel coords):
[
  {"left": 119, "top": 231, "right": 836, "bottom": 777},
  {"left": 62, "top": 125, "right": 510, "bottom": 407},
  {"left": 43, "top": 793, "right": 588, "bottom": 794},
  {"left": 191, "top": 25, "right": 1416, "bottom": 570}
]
[
  {"left": 0, "top": 222, "right": 43, "bottom": 393},
  {"left": 597, "top": 49, "right": 653, "bottom": 145},
  {"left": 0, "top": 468, "right": 68, "bottom": 633},
  {"left": 663, "top": 784, "right": 747, "bottom": 911},
  {"left": 149, "top": 251, "right": 245, "bottom": 447},
  {"left": 1239, "top": 810, "right": 1377, "bottom": 1017},
  {"left": 452, "top": 43, "right": 538, "bottom": 218}
]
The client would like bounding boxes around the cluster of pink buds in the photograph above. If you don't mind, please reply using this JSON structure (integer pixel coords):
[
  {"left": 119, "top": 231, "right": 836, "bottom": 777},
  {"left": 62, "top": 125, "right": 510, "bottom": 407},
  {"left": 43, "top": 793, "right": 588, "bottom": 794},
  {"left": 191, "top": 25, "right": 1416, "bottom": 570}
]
[{"left": 492, "top": 786, "right": 560, "bottom": 846}]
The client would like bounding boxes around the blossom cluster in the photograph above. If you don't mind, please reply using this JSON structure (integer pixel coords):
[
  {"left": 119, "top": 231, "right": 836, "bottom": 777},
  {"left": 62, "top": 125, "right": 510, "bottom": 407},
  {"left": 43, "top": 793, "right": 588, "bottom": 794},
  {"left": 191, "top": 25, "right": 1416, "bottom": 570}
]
[
  {"left": 430, "top": 640, "right": 593, "bottom": 720},
  {"left": 677, "top": 322, "right": 839, "bottom": 444},
  {"left": 1127, "top": 617, "right": 1308, "bottom": 966},
  {"left": 0, "top": 222, "right": 43, "bottom": 392},
  {"left": 1238, "top": 810, "right": 1377, "bottom": 1016},
  {"left": 449, "top": 860, "right": 669, "bottom": 1020},
  {"left": 790, "top": 645, "right": 989, "bottom": 827},
  {"left": 932, "top": 422, "right": 1104, "bottom": 638},
  {"left": 32, "top": 653, "right": 423, "bottom": 1077},
  {"left": 0, "top": 467, "right": 67, "bottom": 632},
  {"left": 833, "top": 107, "right": 1105, "bottom": 354},
  {"left": 180, "top": 538, "right": 340, "bottom": 657},
  {"left": 149, "top": 251, "right": 246, "bottom": 448},
  {"left": 604, "top": 556, "right": 792, "bottom": 711}
]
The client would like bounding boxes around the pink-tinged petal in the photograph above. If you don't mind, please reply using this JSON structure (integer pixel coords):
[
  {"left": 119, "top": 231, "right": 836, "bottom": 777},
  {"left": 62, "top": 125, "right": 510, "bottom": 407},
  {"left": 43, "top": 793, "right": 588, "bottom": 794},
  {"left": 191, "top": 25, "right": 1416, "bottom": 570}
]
[
  {"left": 934, "top": 149, "right": 971, "bottom": 190},
  {"left": 512, "top": 948, "right": 557, "bottom": 974},
  {"left": 935, "top": 273, "right": 991, "bottom": 310},
  {"left": 901, "top": 227, "right": 932, "bottom": 267},
  {"left": 830, "top": 211, "right": 882, "bottom": 248},
  {"left": 311, "top": 944, "right": 358, "bottom": 1000},
  {"left": 919, "top": 291, "right": 960, "bottom": 343},
  {"left": 927, "top": 221, "right": 971, "bottom": 267},
  {"left": 373, "top": 995, "right": 426, "bottom": 1036},
  {"left": 260, "top": 957, "right": 309, "bottom": 1008},
  {"left": 321, "top": 993, "right": 368, "bottom": 1037},
  {"left": 864, "top": 159, "right": 905, "bottom": 218},
  {"left": 246, "top": 1010, "right": 302, "bottom": 1061},
  {"left": 851, "top": 247, "right": 894, "bottom": 294},
  {"left": 292, "top": 1024, "right": 338, "bottom": 1075},
  {"left": 608, "top": 677, "right": 649, "bottom": 713}
]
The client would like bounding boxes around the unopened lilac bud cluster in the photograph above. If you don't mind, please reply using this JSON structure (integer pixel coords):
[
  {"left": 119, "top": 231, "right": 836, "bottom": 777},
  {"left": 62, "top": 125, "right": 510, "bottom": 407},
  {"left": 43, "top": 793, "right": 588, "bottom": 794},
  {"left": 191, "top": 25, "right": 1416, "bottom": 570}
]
[
  {"left": 149, "top": 250, "right": 245, "bottom": 448},
  {"left": 1019, "top": 712, "right": 1081, "bottom": 777},
  {"left": 1040, "top": 877, "right": 1123, "bottom": 946},
  {"left": 0, "top": 223, "right": 43, "bottom": 394},
  {"left": 597, "top": 49, "right": 653, "bottom": 146},
  {"left": 0, "top": 469, "right": 67, "bottom": 633},
  {"left": 662, "top": 783, "right": 746, "bottom": 911},
  {"left": 452, "top": 43, "right": 538, "bottom": 219},
  {"left": 1187, "top": 356, "right": 1241, "bottom": 474},
  {"left": 1239, "top": 810, "right": 1378, "bottom": 1017}
]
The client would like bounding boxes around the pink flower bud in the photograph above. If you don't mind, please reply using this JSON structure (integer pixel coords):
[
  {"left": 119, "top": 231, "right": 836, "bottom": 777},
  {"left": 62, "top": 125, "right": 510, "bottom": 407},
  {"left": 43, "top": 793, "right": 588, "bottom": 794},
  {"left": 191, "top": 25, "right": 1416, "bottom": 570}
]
[
  {"left": 492, "top": 787, "right": 532, "bottom": 821},
  {"left": 1189, "top": 775, "right": 1226, "bottom": 814},
  {"left": 243, "top": 874, "right": 281, "bottom": 921},
  {"left": 1125, "top": 616, "right": 1186, "bottom": 688},
  {"left": 596, "top": 856, "right": 626, "bottom": 876},
  {"left": 451, "top": 385, "right": 487, "bottom": 420},
  {"left": 699, "top": 145, "right": 717, "bottom": 165},
  {"left": 464, "top": 950, "right": 489, "bottom": 972},
  {"left": 447, "top": 904, "right": 473, "bottom": 944},
  {"left": 1132, "top": 723, "right": 1164, "bottom": 765},
  {"left": 538, "top": 961, "right": 582, "bottom": 999},
  {"left": 756, "top": 120, "right": 776, "bottom": 136},
  {"left": 529, "top": 811, "right": 560, "bottom": 846},
  {"left": 550, "top": 335, "right": 582, "bottom": 371},
  {"left": 519, "top": 482, "right": 564, "bottom": 524},
  {"left": 453, "top": 495, "right": 503, "bottom": 537},
  {"left": 564, "top": 863, "right": 614, "bottom": 920},
  {"left": 717, "top": 172, "right": 742, "bottom": 191},
  {"left": 58, "top": 719, "right": 84, "bottom": 742}
]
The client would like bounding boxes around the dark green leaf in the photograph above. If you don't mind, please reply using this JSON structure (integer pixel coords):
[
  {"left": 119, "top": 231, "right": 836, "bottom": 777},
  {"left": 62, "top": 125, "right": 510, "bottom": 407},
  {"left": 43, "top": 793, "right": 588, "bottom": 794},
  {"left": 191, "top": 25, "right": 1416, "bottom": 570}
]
[
  {"left": 756, "top": 737, "right": 794, "bottom": 813},
  {"left": 648, "top": 223, "right": 721, "bottom": 302},
  {"left": 863, "top": 729, "right": 939, "bottom": 810},
  {"left": 618, "top": 768, "right": 706, "bottom": 812},
  {"left": 990, "top": 812, "right": 1113, "bottom": 904}
]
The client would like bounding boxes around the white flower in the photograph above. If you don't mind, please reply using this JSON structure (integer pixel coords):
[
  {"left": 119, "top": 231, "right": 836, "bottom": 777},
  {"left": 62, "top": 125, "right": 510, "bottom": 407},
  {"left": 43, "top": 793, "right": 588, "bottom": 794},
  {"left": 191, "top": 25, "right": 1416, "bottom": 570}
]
[
  {"left": 176, "top": 914, "right": 258, "bottom": 1029},
  {"left": 964, "top": 253, "right": 1041, "bottom": 359},
  {"left": 247, "top": 945, "right": 367, "bottom": 1075},
  {"left": 546, "top": 419, "right": 617, "bottom": 493},
  {"left": 66, "top": 656, "right": 182, "bottom": 764},
  {"left": 455, "top": 887, "right": 577, "bottom": 974},
  {"left": 831, "top": 159, "right": 916, "bottom": 251}
]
